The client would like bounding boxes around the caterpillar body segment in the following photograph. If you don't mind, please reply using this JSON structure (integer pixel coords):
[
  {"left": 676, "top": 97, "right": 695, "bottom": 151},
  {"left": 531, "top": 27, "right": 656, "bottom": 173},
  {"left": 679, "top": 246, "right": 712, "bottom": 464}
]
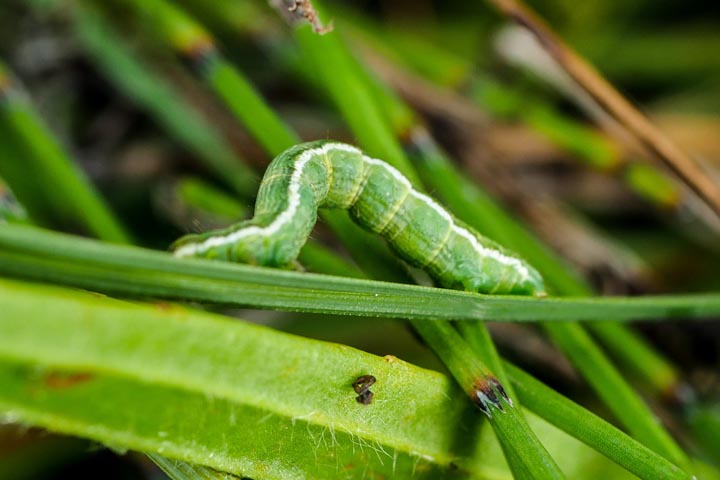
[{"left": 172, "top": 141, "right": 546, "bottom": 296}]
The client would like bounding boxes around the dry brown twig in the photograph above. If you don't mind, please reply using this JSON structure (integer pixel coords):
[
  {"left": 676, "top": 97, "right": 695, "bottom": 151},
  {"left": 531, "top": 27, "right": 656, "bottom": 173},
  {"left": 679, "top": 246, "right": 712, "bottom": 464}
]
[
  {"left": 269, "top": 0, "right": 333, "bottom": 35},
  {"left": 486, "top": 0, "right": 720, "bottom": 219}
]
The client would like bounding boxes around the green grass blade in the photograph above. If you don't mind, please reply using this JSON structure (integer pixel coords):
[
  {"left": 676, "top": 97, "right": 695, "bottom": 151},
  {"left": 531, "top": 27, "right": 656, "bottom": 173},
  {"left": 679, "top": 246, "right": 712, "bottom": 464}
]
[
  {"left": 73, "top": 4, "right": 258, "bottom": 197},
  {"left": 461, "top": 321, "right": 692, "bottom": 480},
  {"left": 0, "top": 61, "right": 131, "bottom": 244},
  {"left": 412, "top": 320, "right": 565, "bottom": 478},
  {"left": 588, "top": 321, "right": 682, "bottom": 400},
  {"left": 294, "top": 27, "right": 420, "bottom": 185},
  {"left": 172, "top": 177, "right": 250, "bottom": 222},
  {"left": 504, "top": 363, "right": 692, "bottom": 480},
  {"left": 542, "top": 323, "right": 691, "bottom": 467},
  {"left": 687, "top": 405, "right": 720, "bottom": 463},
  {"left": 1, "top": 225, "right": 720, "bottom": 322},
  {"left": 120, "top": 0, "right": 300, "bottom": 155},
  {"left": 204, "top": 60, "right": 299, "bottom": 155}
]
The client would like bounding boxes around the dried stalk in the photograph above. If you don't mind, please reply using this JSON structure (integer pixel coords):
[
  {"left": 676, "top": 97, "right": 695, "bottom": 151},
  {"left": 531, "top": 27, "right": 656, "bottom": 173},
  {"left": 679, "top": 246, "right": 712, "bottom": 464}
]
[{"left": 486, "top": 0, "right": 720, "bottom": 219}]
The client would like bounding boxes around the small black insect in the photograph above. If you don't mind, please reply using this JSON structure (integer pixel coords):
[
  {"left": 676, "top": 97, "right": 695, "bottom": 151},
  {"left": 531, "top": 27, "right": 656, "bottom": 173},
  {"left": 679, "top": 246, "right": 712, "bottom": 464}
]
[{"left": 352, "top": 375, "right": 376, "bottom": 405}]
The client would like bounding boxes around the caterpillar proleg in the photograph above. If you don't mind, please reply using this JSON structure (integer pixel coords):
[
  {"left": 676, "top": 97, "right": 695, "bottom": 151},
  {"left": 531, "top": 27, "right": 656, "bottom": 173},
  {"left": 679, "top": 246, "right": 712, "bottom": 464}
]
[{"left": 172, "top": 141, "right": 546, "bottom": 296}]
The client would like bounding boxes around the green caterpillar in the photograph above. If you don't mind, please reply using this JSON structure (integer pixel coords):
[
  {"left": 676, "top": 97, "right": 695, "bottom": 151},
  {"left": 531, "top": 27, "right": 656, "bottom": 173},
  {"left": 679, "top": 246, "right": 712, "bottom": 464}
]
[{"left": 172, "top": 141, "right": 545, "bottom": 296}]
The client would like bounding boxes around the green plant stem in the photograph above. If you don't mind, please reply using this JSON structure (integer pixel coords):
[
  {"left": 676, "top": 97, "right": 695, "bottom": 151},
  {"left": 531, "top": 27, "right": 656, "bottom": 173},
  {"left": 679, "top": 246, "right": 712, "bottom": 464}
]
[
  {"left": 410, "top": 320, "right": 565, "bottom": 477},
  {"left": 414, "top": 321, "right": 551, "bottom": 479},
  {"left": 464, "top": 317, "right": 692, "bottom": 479},
  {"left": 173, "top": 177, "right": 250, "bottom": 221},
  {"left": 687, "top": 405, "right": 720, "bottom": 463},
  {"left": 204, "top": 60, "right": 298, "bottom": 156},
  {"left": 588, "top": 321, "right": 681, "bottom": 400},
  {"left": 453, "top": 319, "right": 532, "bottom": 477},
  {"left": 5, "top": 225, "right": 720, "bottom": 323},
  {"left": 504, "top": 363, "right": 693, "bottom": 480},
  {"left": 115, "top": 0, "right": 299, "bottom": 156},
  {"left": 294, "top": 30, "right": 420, "bottom": 185}
]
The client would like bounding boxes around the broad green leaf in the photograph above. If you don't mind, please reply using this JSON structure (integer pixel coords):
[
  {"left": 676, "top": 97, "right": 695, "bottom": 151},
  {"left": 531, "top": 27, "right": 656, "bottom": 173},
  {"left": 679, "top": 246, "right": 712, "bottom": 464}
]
[
  {"left": 0, "top": 278, "right": 674, "bottom": 479},
  {"left": 0, "top": 360, "right": 465, "bottom": 479},
  {"left": 0, "top": 278, "right": 489, "bottom": 478}
]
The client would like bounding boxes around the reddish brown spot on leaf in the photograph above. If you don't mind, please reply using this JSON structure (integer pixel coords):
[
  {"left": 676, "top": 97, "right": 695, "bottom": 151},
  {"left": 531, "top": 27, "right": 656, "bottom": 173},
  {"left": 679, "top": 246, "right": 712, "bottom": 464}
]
[
  {"left": 44, "top": 372, "right": 94, "bottom": 389},
  {"left": 155, "top": 301, "right": 175, "bottom": 312}
]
